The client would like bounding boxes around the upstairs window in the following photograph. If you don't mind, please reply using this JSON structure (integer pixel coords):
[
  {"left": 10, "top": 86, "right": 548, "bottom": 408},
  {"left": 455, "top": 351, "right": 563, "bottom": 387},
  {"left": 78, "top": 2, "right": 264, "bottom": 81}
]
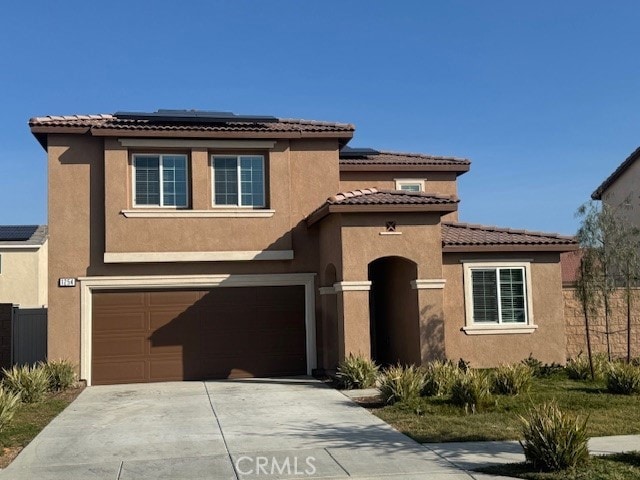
[
  {"left": 395, "top": 178, "right": 425, "bottom": 192},
  {"left": 212, "top": 155, "right": 265, "bottom": 207},
  {"left": 133, "top": 154, "right": 188, "bottom": 207},
  {"left": 470, "top": 267, "right": 527, "bottom": 324}
]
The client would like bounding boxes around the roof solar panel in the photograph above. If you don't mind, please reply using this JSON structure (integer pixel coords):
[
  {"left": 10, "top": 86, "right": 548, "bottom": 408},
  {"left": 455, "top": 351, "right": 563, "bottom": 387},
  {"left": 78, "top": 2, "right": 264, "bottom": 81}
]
[
  {"left": 340, "top": 147, "right": 380, "bottom": 157},
  {"left": 0, "top": 225, "right": 38, "bottom": 241},
  {"left": 114, "top": 110, "right": 278, "bottom": 123}
]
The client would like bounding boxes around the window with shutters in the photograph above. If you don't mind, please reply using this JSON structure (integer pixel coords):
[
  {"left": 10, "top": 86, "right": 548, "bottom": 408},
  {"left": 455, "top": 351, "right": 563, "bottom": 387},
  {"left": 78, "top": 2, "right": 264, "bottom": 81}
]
[{"left": 462, "top": 261, "right": 536, "bottom": 334}]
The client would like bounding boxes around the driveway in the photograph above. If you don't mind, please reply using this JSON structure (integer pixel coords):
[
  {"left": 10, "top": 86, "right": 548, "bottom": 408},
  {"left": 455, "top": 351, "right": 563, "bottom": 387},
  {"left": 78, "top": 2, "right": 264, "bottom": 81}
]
[{"left": 1, "top": 378, "right": 476, "bottom": 479}]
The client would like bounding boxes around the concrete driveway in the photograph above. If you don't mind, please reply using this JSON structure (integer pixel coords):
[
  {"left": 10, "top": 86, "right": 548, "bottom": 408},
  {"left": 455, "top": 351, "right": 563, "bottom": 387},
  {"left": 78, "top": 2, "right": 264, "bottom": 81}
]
[{"left": 1, "top": 378, "right": 476, "bottom": 479}]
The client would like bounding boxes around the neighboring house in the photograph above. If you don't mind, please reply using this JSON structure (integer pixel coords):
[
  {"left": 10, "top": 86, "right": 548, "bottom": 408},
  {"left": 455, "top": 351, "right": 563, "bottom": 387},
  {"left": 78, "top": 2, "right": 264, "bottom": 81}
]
[
  {"left": 0, "top": 225, "right": 48, "bottom": 307},
  {"left": 30, "top": 110, "right": 577, "bottom": 385},
  {"left": 592, "top": 146, "right": 640, "bottom": 225}
]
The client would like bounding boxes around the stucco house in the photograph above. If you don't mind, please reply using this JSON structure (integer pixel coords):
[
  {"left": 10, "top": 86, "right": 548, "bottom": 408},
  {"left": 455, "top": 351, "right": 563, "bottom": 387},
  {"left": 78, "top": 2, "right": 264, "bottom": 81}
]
[
  {"left": 0, "top": 225, "right": 48, "bottom": 307},
  {"left": 30, "top": 110, "right": 577, "bottom": 385},
  {"left": 592, "top": 145, "right": 640, "bottom": 224}
]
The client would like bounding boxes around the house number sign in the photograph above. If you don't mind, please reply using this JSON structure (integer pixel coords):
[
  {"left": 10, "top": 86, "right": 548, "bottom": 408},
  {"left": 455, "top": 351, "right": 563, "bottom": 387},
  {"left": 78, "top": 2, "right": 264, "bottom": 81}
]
[{"left": 58, "top": 278, "right": 76, "bottom": 287}]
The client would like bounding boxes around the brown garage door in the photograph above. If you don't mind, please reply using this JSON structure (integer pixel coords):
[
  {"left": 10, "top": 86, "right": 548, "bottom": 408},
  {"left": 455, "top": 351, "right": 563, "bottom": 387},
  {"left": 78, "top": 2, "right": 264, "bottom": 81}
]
[{"left": 92, "top": 286, "right": 306, "bottom": 385}]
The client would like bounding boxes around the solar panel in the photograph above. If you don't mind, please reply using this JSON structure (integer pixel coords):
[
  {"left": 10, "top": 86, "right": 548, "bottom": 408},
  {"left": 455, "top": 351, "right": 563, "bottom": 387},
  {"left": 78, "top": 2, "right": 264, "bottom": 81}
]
[
  {"left": 114, "top": 110, "right": 278, "bottom": 123},
  {"left": 0, "top": 225, "right": 38, "bottom": 241},
  {"left": 340, "top": 146, "right": 380, "bottom": 157}
]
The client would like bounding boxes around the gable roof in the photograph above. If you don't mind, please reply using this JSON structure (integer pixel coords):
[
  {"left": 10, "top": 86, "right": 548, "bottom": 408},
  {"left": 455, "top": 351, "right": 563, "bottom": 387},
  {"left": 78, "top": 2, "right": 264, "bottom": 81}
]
[
  {"left": 29, "top": 111, "right": 355, "bottom": 149},
  {"left": 442, "top": 222, "right": 578, "bottom": 252},
  {"left": 339, "top": 147, "right": 470, "bottom": 173},
  {"left": 307, "top": 188, "right": 459, "bottom": 225},
  {"left": 592, "top": 146, "right": 640, "bottom": 200},
  {"left": 0, "top": 225, "right": 48, "bottom": 247}
]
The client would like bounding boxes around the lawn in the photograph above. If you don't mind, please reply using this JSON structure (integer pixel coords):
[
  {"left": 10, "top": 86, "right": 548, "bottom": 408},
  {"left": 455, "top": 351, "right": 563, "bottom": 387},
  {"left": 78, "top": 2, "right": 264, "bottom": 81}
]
[
  {"left": 371, "top": 371, "right": 640, "bottom": 443},
  {"left": 478, "top": 452, "right": 640, "bottom": 480},
  {"left": 0, "top": 386, "right": 83, "bottom": 468}
]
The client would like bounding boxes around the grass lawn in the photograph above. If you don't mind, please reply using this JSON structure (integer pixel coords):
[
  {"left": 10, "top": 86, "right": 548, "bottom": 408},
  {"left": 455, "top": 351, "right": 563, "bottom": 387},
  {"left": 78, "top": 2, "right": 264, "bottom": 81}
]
[
  {"left": 371, "top": 371, "right": 640, "bottom": 443},
  {"left": 477, "top": 452, "right": 640, "bottom": 480},
  {"left": 0, "top": 386, "right": 83, "bottom": 468}
]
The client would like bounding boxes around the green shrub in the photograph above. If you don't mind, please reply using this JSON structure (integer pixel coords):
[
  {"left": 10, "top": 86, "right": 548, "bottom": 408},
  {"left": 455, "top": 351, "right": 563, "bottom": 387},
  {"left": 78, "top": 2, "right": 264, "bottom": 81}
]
[
  {"left": 492, "top": 363, "right": 532, "bottom": 396},
  {"left": 422, "top": 360, "right": 461, "bottom": 396},
  {"left": 379, "top": 364, "right": 426, "bottom": 405},
  {"left": 2, "top": 364, "right": 50, "bottom": 403},
  {"left": 336, "top": 354, "right": 379, "bottom": 389},
  {"left": 519, "top": 401, "right": 589, "bottom": 471},
  {"left": 566, "top": 353, "right": 607, "bottom": 381},
  {"left": 450, "top": 369, "right": 491, "bottom": 413},
  {"left": 521, "top": 355, "right": 563, "bottom": 378},
  {"left": 606, "top": 362, "right": 640, "bottom": 395},
  {"left": 0, "top": 388, "right": 21, "bottom": 432},
  {"left": 41, "top": 360, "right": 77, "bottom": 392}
]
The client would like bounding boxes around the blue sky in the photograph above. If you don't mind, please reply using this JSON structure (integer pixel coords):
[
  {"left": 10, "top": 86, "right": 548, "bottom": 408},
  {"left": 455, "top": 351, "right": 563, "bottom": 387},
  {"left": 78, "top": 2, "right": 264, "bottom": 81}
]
[{"left": 1, "top": 1, "right": 639, "bottom": 235}]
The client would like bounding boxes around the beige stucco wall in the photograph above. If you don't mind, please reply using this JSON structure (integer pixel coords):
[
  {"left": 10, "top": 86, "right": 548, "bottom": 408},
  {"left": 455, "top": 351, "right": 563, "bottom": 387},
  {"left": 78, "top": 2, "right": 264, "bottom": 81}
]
[
  {"left": 564, "top": 287, "right": 640, "bottom": 359},
  {"left": 600, "top": 157, "right": 640, "bottom": 228},
  {"left": 442, "top": 252, "right": 566, "bottom": 366},
  {"left": 47, "top": 132, "right": 343, "bottom": 366},
  {"left": 0, "top": 241, "right": 47, "bottom": 307}
]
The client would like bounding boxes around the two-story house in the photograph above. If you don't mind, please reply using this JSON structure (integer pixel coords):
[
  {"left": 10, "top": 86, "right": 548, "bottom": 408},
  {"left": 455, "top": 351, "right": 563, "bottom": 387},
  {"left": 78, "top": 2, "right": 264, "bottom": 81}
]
[{"left": 30, "top": 110, "right": 577, "bottom": 385}]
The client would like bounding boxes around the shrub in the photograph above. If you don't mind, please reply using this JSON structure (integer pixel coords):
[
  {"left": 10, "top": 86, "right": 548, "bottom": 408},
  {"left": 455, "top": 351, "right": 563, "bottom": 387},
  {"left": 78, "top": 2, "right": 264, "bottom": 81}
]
[
  {"left": 422, "top": 360, "right": 461, "bottom": 397},
  {"left": 41, "top": 360, "right": 77, "bottom": 392},
  {"left": 450, "top": 369, "right": 491, "bottom": 413},
  {"left": 521, "top": 355, "right": 563, "bottom": 378},
  {"left": 0, "top": 388, "right": 21, "bottom": 432},
  {"left": 379, "top": 364, "right": 426, "bottom": 405},
  {"left": 606, "top": 362, "right": 640, "bottom": 395},
  {"left": 566, "top": 353, "right": 607, "bottom": 381},
  {"left": 519, "top": 401, "right": 589, "bottom": 471},
  {"left": 492, "top": 363, "right": 532, "bottom": 396},
  {"left": 335, "top": 354, "right": 379, "bottom": 389},
  {"left": 2, "top": 364, "right": 50, "bottom": 403}
]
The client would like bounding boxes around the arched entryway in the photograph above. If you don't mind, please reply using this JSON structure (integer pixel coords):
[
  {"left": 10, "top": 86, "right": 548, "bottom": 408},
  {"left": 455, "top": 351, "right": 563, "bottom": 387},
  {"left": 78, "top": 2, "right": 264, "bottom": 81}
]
[{"left": 368, "top": 256, "right": 420, "bottom": 366}]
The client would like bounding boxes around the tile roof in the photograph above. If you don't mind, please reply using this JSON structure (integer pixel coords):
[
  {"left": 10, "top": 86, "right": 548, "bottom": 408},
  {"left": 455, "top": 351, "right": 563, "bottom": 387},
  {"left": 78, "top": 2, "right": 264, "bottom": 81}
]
[
  {"left": 327, "top": 188, "right": 459, "bottom": 206},
  {"left": 29, "top": 114, "right": 355, "bottom": 134},
  {"left": 340, "top": 150, "right": 470, "bottom": 167},
  {"left": 592, "top": 146, "right": 640, "bottom": 200},
  {"left": 307, "top": 188, "right": 459, "bottom": 225},
  {"left": 442, "top": 222, "right": 578, "bottom": 251},
  {"left": 0, "top": 225, "right": 48, "bottom": 246},
  {"left": 560, "top": 250, "right": 584, "bottom": 285}
]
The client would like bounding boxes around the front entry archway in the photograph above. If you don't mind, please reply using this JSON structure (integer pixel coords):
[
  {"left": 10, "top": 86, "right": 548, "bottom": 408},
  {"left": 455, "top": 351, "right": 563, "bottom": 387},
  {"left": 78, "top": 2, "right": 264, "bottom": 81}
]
[{"left": 368, "top": 256, "right": 420, "bottom": 366}]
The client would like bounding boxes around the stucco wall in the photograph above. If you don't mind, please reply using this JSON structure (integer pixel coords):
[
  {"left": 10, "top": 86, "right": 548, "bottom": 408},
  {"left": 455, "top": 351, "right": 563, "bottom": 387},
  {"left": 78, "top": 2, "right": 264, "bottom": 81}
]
[
  {"left": 564, "top": 287, "right": 640, "bottom": 359},
  {"left": 442, "top": 252, "right": 566, "bottom": 366},
  {"left": 0, "top": 242, "right": 47, "bottom": 307},
  {"left": 600, "top": 157, "right": 640, "bottom": 229}
]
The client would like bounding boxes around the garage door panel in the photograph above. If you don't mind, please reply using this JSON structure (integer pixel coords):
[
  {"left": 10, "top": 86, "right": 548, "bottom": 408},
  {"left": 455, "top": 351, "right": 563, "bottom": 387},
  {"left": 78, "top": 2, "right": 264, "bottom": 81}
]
[
  {"left": 92, "top": 286, "right": 307, "bottom": 384},
  {"left": 93, "top": 312, "right": 147, "bottom": 333}
]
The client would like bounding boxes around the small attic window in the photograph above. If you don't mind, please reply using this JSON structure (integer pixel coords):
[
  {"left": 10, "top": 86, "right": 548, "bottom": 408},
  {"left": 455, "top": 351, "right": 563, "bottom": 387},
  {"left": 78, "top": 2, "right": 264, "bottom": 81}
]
[{"left": 395, "top": 178, "right": 425, "bottom": 192}]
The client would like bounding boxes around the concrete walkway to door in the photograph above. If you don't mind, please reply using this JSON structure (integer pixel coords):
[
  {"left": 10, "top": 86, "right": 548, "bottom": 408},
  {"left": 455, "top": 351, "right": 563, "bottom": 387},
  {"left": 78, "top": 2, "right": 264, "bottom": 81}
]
[{"left": 0, "top": 378, "right": 487, "bottom": 479}]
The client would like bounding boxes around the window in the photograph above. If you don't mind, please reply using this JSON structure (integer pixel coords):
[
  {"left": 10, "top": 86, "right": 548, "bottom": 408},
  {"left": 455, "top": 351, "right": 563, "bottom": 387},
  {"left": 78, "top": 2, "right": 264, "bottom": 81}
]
[
  {"left": 133, "top": 154, "right": 188, "bottom": 207},
  {"left": 394, "top": 178, "right": 425, "bottom": 192},
  {"left": 463, "top": 262, "right": 536, "bottom": 334},
  {"left": 212, "top": 155, "right": 265, "bottom": 207}
]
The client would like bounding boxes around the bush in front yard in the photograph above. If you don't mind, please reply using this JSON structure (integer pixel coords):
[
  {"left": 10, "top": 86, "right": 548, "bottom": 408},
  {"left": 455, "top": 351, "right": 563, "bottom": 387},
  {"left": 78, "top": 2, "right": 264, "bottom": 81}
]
[
  {"left": 41, "top": 359, "right": 77, "bottom": 392},
  {"left": 336, "top": 354, "right": 379, "bottom": 389},
  {"left": 566, "top": 353, "right": 607, "bottom": 381},
  {"left": 519, "top": 401, "right": 589, "bottom": 471},
  {"left": 491, "top": 363, "right": 532, "bottom": 396},
  {"left": 0, "top": 387, "right": 21, "bottom": 432},
  {"left": 2, "top": 364, "right": 50, "bottom": 403},
  {"left": 422, "top": 360, "right": 461, "bottom": 397},
  {"left": 379, "top": 364, "right": 426, "bottom": 405},
  {"left": 450, "top": 369, "right": 491, "bottom": 413},
  {"left": 606, "top": 362, "right": 640, "bottom": 395}
]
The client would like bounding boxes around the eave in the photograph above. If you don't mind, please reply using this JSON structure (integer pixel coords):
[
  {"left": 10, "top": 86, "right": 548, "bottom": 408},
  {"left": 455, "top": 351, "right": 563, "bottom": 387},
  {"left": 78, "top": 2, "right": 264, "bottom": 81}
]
[
  {"left": 442, "top": 244, "right": 579, "bottom": 253},
  {"left": 339, "top": 164, "right": 470, "bottom": 173},
  {"left": 307, "top": 203, "right": 458, "bottom": 226}
]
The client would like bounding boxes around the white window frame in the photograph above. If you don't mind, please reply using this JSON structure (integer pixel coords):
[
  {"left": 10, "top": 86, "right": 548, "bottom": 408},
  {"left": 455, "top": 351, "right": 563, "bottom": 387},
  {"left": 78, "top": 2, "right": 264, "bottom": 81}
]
[
  {"left": 211, "top": 154, "right": 266, "bottom": 208},
  {"left": 132, "top": 153, "right": 190, "bottom": 208},
  {"left": 394, "top": 178, "right": 426, "bottom": 192},
  {"left": 462, "top": 260, "right": 537, "bottom": 335}
]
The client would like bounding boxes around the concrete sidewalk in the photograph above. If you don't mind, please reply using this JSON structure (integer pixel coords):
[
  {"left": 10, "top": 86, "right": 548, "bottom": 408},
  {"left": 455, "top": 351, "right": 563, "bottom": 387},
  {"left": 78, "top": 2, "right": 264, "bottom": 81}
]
[{"left": 426, "top": 435, "right": 640, "bottom": 471}]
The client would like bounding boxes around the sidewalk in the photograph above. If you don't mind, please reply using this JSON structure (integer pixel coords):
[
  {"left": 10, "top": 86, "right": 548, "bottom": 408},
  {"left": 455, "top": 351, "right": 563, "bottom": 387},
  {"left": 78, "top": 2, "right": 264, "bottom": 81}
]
[{"left": 425, "top": 435, "right": 640, "bottom": 471}]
